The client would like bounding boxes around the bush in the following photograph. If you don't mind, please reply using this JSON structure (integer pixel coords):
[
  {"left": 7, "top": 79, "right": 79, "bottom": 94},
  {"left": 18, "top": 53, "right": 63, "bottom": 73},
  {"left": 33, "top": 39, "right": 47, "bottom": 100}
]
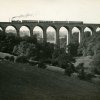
[
  {"left": 40, "top": 42, "right": 54, "bottom": 59},
  {"left": 52, "top": 59, "right": 58, "bottom": 66},
  {"left": 0, "top": 33, "right": 21, "bottom": 53},
  {"left": 78, "top": 72, "right": 95, "bottom": 81},
  {"left": 90, "top": 54, "right": 100, "bottom": 75},
  {"left": 67, "top": 43, "right": 79, "bottom": 57},
  {"left": 78, "top": 33, "right": 100, "bottom": 56},
  {"left": 22, "top": 35, "right": 37, "bottom": 44},
  {"left": 52, "top": 48, "right": 75, "bottom": 69},
  {"left": 38, "top": 60, "right": 47, "bottom": 69},
  {"left": 13, "top": 41, "right": 37, "bottom": 58},
  {"left": 76, "top": 63, "right": 95, "bottom": 80},
  {"left": 9, "top": 56, "right": 14, "bottom": 62},
  {"left": 4, "top": 56, "right": 10, "bottom": 60},
  {"left": 28, "top": 57, "right": 38, "bottom": 66},
  {"left": 15, "top": 56, "right": 28, "bottom": 63},
  {"left": 42, "top": 58, "right": 52, "bottom": 65},
  {"left": 85, "top": 73, "right": 95, "bottom": 81},
  {"left": 64, "top": 62, "right": 76, "bottom": 76}
]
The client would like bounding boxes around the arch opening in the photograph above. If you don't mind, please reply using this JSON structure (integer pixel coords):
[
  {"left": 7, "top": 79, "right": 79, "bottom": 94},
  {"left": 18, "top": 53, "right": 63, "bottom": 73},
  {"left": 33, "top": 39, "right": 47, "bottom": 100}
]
[
  {"left": 59, "top": 27, "right": 68, "bottom": 48},
  {"left": 96, "top": 27, "right": 100, "bottom": 33},
  {"left": 33, "top": 26, "right": 43, "bottom": 42},
  {"left": 0, "top": 27, "right": 3, "bottom": 33},
  {"left": 19, "top": 26, "right": 30, "bottom": 37},
  {"left": 72, "top": 27, "right": 80, "bottom": 43},
  {"left": 5, "top": 26, "right": 17, "bottom": 35},
  {"left": 84, "top": 27, "right": 92, "bottom": 38},
  {"left": 46, "top": 26, "right": 56, "bottom": 44}
]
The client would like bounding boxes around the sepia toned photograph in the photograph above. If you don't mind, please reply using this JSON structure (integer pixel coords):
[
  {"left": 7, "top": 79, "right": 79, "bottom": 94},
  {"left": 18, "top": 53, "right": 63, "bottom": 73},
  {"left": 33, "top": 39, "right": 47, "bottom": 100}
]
[{"left": 0, "top": 0, "right": 100, "bottom": 100}]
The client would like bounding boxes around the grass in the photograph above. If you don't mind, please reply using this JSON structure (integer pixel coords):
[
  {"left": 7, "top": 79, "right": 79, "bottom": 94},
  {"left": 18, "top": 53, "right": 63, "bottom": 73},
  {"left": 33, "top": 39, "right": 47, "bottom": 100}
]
[{"left": 0, "top": 60, "right": 100, "bottom": 100}]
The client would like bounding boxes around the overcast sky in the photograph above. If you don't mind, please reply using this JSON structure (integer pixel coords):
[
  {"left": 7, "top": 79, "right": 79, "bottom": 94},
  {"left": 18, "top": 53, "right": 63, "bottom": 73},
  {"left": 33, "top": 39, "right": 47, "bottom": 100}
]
[{"left": 0, "top": 0, "right": 100, "bottom": 23}]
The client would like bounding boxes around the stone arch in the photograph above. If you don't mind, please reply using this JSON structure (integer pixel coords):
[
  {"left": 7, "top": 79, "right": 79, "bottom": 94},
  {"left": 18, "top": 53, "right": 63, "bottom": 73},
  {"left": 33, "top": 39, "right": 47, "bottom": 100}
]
[
  {"left": 72, "top": 27, "right": 81, "bottom": 43},
  {"left": 5, "top": 25, "right": 17, "bottom": 35},
  {"left": 46, "top": 26, "right": 56, "bottom": 44},
  {"left": 19, "top": 26, "right": 30, "bottom": 37},
  {"left": 33, "top": 26, "right": 43, "bottom": 42},
  {"left": 96, "top": 27, "right": 100, "bottom": 33},
  {"left": 84, "top": 27, "right": 92, "bottom": 37},
  {"left": 59, "top": 26, "right": 68, "bottom": 48}
]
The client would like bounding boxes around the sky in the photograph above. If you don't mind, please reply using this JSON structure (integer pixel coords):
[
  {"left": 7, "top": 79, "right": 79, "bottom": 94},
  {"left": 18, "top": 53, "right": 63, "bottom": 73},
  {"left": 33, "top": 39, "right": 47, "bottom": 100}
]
[{"left": 0, "top": 0, "right": 100, "bottom": 23}]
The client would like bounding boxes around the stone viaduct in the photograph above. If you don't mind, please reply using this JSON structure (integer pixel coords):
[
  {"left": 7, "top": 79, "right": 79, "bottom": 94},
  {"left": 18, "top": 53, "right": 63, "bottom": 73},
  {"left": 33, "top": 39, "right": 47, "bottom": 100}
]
[{"left": 0, "top": 20, "right": 100, "bottom": 47}]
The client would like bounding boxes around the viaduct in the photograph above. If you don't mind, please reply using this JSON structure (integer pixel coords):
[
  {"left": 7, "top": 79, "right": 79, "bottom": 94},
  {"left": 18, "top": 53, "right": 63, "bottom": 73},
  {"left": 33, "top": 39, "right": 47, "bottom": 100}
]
[{"left": 0, "top": 20, "right": 100, "bottom": 47}]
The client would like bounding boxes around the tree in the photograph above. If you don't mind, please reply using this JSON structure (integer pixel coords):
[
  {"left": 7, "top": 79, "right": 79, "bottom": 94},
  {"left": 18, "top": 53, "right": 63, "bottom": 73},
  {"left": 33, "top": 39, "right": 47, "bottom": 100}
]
[
  {"left": 22, "top": 35, "right": 37, "bottom": 44},
  {"left": 91, "top": 53, "right": 100, "bottom": 75},
  {"left": 67, "top": 43, "right": 79, "bottom": 57},
  {"left": 0, "top": 33, "right": 21, "bottom": 53},
  {"left": 13, "top": 41, "right": 37, "bottom": 58},
  {"left": 84, "top": 31, "right": 91, "bottom": 38},
  {"left": 52, "top": 48, "right": 75, "bottom": 68}
]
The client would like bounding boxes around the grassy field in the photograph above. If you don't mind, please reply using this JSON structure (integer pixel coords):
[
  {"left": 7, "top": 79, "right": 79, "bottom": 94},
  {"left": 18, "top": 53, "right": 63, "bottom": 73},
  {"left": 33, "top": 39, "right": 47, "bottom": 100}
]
[{"left": 0, "top": 61, "right": 100, "bottom": 100}]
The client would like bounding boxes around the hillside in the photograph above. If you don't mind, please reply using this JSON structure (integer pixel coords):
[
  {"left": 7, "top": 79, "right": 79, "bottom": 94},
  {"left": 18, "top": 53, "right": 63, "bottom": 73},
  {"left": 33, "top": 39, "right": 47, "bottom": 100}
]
[
  {"left": 77, "top": 32, "right": 100, "bottom": 75},
  {"left": 78, "top": 32, "right": 100, "bottom": 56},
  {"left": 0, "top": 61, "right": 100, "bottom": 100}
]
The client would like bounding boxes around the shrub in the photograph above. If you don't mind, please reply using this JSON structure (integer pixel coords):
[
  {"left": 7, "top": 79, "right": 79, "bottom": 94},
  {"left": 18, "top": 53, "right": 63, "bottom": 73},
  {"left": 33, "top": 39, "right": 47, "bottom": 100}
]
[
  {"left": 76, "top": 63, "right": 85, "bottom": 79},
  {"left": 40, "top": 42, "right": 54, "bottom": 59},
  {"left": 42, "top": 58, "right": 52, "bottom": 65},
  {"left": 28, "top": 57, "right": 38, "bottom": 66},
  {"left": 51, "top": 59, "right": 58, "bottom": 66},
  {"left": 4, "top": 56, "right": 10, "bottom": 60},
  {"left": 85, "top": 73, "right": 95, "bottom": 81},
  {"left": 13, "top": 41, "right": 37, "bottom": 58},
  {"left": 78, "top": 33, "right": 100, "bottom": 56},
  {"left": 0, "top": 33, "right": 21, "bottom": 53},
  {"left": 90, "top": 54, "right": 100, "bottom": 75},
  {"left": 76, "top": 63, "right": 95, "bottom": 80},
  {"left": 38, "top": 60, "right": 47, "bottom": 69},
  {"left": 9, "top": 56, "right": 14, "bottom": 62},
  {"left": 67, "top": 43, "right": 79, "bottom": 57},
  {"left": 64, "top": 62, "right": 76, "bottom": 76},
  {"left": 22, "top": 35, "right": 37, "bottom": 44},
  {"left": 52, "top": 48, "right": 75, "bottom": 68},
  {"left": 78, "top": 72, "right": 95, "bottom": 81},
  {"left": 15, "top": 56, "right": 28, "bottom": 63}
]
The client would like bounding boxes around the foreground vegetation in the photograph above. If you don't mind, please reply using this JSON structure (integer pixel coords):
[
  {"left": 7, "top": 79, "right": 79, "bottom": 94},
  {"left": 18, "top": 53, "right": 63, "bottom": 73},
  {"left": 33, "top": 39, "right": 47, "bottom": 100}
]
[
  {"left": 78, "top": 31, "right": 100, "bottom": 75},
  {"left": 0, "top": 61, "right": 100, "bottom": 100},
  {"left": 0, "top": 30, "right": 100, "bottom": 99},
  {"left": 0, "top": 30, "right": 100, "bottom": 78}
]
